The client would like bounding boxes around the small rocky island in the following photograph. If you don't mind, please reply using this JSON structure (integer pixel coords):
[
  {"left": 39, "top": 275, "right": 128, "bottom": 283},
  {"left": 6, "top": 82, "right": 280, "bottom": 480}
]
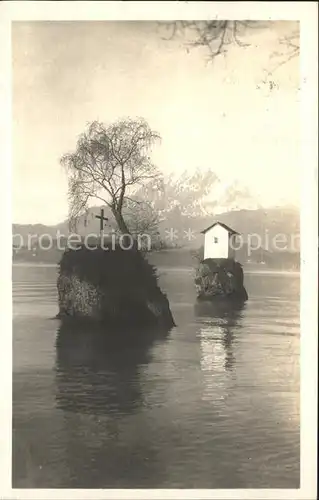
[
  {"left": 195, "top": 221, "right": 248, "bottom": 303},
  {"left": 195, "top": 257, "right": 248, "bottom": 302},
  {"left": 57, "top": 118, "right": 179, "bottom": 332},
  {"left": 57, "top": 244, "right": 176, "bottom": 330}
]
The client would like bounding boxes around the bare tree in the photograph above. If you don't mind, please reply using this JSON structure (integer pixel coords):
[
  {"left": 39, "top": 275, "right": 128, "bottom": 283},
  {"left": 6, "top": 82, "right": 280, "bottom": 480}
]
[
  {"left": 61, "top": 118, "right": 161, "bottom": 235},
  {"left": 161, "top": 21, "right": 251, "bottom": 59},
  {"left": 268, "top": 27, "right": 300, "bottom": 74},
  {"left": 122, "top": 199, "right": 160, "bottom": 238},
  {"left": 160, "top": 20, "right": 300, "bottom": 74}
]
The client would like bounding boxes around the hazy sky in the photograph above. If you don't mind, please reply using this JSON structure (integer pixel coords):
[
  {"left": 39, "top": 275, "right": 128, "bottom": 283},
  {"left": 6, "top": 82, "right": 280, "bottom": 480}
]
[{"left": 12, "top": 21, "right": 300, "bottom": 224}]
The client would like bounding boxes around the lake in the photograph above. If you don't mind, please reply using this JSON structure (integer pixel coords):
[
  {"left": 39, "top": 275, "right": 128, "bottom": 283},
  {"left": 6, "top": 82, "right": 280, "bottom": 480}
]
[{"left": 12, "top": 263, "right": 300, "bottom": 489}]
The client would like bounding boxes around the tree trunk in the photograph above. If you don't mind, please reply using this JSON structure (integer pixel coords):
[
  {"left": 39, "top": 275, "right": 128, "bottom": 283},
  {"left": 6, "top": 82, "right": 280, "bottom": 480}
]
[
  {"left": 112, "top": 209, "right": 136, "bottom": 249},
  {"left": 113, "top": 209, "right": 130, "bottom": 235}
]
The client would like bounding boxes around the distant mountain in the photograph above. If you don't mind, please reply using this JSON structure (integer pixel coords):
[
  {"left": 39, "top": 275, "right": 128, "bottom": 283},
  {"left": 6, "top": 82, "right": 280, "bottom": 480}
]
[
  {"left": 12, "top": 168, "right": 299, "bottom": 268},
  {"left": 13, "top": 206, "right": 300, "bottom": 247},
  {"left": 135, "top": 168, "right": 262, "bottom": 218},
  {"left": 195, "top": 206, "right": 300, "bottom": 248},
  {"left": 13, "top": 206, "right": 300, "bottom": 268}
]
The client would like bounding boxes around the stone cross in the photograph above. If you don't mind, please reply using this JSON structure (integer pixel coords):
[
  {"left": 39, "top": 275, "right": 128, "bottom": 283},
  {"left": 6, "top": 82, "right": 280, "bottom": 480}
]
[{"left": 95, "top": 208, "right": 108, "bottom": 244}]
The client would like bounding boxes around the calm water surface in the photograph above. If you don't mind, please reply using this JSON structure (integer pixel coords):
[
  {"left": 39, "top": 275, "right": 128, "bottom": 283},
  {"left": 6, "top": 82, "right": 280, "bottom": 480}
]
[{"left": 12, "top": 263, "right": 300, "bottom": 488}]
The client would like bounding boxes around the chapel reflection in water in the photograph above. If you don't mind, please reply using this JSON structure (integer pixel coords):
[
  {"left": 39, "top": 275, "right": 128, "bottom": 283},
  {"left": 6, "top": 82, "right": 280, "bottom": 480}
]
[{"left": 194, "top": 300, "right": 246, "bottom": 373}]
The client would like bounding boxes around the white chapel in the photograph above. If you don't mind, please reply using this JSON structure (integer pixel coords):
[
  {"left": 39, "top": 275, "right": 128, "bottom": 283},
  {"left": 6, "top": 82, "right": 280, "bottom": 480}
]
[{"left": 201, "top": 222, "right": 239, "bottom": 261}]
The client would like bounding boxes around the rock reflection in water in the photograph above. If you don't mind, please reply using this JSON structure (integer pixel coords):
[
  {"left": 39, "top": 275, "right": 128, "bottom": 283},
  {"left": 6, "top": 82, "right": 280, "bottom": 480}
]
[
  {"left": 54, "top": 323, "right": 171, "bottom": 488},
  {"left": 55, "top": 322, "right": 170, "bottom": 416}
]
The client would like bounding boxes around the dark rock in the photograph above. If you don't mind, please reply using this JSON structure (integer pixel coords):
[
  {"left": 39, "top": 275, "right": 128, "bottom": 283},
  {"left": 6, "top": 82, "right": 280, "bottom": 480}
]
[
  {"left": 57, "top": 245, "right": 176, "bottom": 329},
  {"left": 195, "top": 258, "right": 248, "bottom": 302}
]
